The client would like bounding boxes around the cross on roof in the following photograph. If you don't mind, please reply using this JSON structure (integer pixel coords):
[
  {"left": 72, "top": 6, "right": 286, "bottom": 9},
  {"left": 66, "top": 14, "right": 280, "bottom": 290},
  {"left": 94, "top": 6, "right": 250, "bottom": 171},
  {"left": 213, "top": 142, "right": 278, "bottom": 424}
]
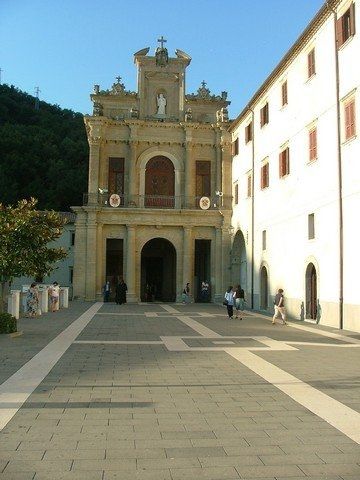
[
  {"left": 157, "top": 36, "right": 167, "bottom": 49},
  {"left": 201, "top": 80, "right": 207, "bottom": 88},
  {"left": 115, "top": 76, "right": 122, "bottom": 83}
]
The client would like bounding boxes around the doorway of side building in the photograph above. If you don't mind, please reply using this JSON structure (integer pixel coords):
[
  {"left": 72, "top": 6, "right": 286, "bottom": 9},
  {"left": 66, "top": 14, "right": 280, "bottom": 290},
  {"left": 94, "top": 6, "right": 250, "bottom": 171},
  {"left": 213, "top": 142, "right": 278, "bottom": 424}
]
[
  {"left": 106, "top": 239, "right": 124, "bottom": 300},
  {"left": 141, "top": 238, "right": 176, "bottom": 302},
  {"left": 194, "top": 240, "right": 211, "bottom": 302},
  {"left": 231, "top": 230, "right": 247, "bottom": 292},
  {"left": 306, "top": 263, "right": 317, "bottom": 319},
  {"left": 260, "top": 266, "right": 268, "bottom": 310}
]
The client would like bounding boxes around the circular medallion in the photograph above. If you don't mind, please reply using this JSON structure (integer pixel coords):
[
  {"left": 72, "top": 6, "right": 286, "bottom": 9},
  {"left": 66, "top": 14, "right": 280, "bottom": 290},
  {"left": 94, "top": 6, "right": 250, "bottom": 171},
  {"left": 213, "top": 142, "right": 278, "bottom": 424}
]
[
  {"left": 199, "top": 196, "right": 211, "bottom": 210},
  {"left": 109, "top": 194, "right": 121, "bottom": 207}
]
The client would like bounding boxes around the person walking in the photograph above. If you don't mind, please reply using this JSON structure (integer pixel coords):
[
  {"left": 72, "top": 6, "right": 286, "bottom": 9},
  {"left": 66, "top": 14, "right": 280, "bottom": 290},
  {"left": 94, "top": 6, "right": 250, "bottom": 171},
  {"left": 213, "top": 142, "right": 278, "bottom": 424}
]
[
  {"left": 116, "top": 278, "right": 127, "bottom": 305},
  {"left": 224, "top": 286, "right": 235, "bottom": 319},
  {"left": 49, "top": 281, "right": 60, "bottom": 312},
  {"left": 200, "top": 280, "right": 210, "bottom": 302},
  {"left": 272, "top": 288, "right": 287, "bottom": 325},
  {"left": 103, "top": 281, "right": 111, "bottom": 302},
  {"left": 26, "top": 283, "right": 39, "bottom": 317},
  {"left": 234, "top": 284, "right": 245, "bottom": 320},
  {"left": 182, "top": 283, "right": 191, "bottom": 304}
]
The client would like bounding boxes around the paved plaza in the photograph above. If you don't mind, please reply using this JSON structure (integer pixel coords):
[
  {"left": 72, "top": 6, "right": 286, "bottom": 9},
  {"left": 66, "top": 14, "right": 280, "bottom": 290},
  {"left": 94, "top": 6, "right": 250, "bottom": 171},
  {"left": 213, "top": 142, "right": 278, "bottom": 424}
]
[{"left": 1, "top": 302, "right": 360, "bottom": 479}]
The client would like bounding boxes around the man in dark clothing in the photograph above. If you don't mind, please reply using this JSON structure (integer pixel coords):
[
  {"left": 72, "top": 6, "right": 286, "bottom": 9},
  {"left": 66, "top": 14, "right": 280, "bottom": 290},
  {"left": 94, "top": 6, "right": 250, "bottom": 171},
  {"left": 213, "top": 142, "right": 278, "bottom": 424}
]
[{"left": 116, "top": 278, "right": 127, "bottom": 305}]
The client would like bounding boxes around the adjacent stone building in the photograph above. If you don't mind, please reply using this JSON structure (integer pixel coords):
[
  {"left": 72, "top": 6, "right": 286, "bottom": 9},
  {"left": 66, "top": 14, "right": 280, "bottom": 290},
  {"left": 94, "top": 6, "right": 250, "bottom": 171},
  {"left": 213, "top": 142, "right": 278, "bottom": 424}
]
[{"left": 72, "top": 39, "right": 232, "bottom": 303}]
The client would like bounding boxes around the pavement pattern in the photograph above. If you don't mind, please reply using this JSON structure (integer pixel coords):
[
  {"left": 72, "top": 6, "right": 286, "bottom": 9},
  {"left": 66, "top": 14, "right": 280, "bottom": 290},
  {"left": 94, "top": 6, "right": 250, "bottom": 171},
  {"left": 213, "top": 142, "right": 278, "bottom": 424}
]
[{"left": 1, "top": 301, "right": 360, "bottom": 480}]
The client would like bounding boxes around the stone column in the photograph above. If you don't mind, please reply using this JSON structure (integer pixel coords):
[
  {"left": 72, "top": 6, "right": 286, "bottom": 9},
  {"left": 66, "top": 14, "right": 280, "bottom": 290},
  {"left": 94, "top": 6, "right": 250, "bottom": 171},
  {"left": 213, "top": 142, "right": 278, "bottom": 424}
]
[
  {"left": 72, "top": 209, "right": 87, "bottom": 299},
  {"left": 126, "top": 225, "right": 137, "bottom": 302},
  {"left": 40, "top": 287, "right": 49, "bottom": 313},
  {"left": 96, "top": 222, "right": 103, "bottom": 299},
  {"left": 85, "top": 211, "right": 97, "bottom": 301},
  {"left": 128, "top": 139, "right": 137, "bottom": 205},
  {"left": 182, "top": 227, "right": 192, "bottom": 298},
  {"left": 8, "top": 290, "right": 20, "bottom": 320},
  {"left": 184, "top": 142, "right": 194, "bottom": 208},
  {"left": 214, "top": 227, "right": 223, "bottom": 303},
  {"left": 215, "top": 130, "right": 222, "bottom": 200},
  {"left": 87, "top": 140, "right": 101, "bottom": 205}
]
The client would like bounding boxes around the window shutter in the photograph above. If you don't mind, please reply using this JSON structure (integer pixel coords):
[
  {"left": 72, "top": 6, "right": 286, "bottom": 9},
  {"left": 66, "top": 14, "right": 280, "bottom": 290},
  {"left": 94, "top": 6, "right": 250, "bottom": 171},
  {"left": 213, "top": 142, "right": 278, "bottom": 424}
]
[
  {"left": 279, "top": 152, "right": 283, "bottom": 177},
  {"left": 309, "top": 129, "right": 317, "bottom": 160},
  {"left": 285, "top": 147, "right": 290, "bottom": 175},
  {"left": 260, "top": 108, "right": 264, "bottom": 127},
  {"left": 350, "top": 3, "right": 356, "bottom": 36},
  {"left": 247, "top": 174, "right": 252, "bottom": 197},
  {"left": 235, "top": 138, "right": 239, "bottom": 155},
  {"left": 308, "top": 49, "right": 315, "bottom": 77},
  {"left": 282, "top": 81, "right": 288, "bottom": 106},
  {"left": 345, "top": 100, "right": 355, "bottom": 139},
  {"left": 265, "top": 163, "right": 269, "bottom": 187},
  {"left": 336, "top": 17, "right": 344, "bottom": 47}
]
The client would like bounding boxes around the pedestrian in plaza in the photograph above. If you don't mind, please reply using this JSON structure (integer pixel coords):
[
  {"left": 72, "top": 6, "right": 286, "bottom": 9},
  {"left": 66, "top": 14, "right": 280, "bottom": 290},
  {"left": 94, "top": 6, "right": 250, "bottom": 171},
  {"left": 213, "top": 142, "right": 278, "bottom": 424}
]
[
  {"left": 26, "top": 282, "right": 39, "bottom": 318},
  {"left": 182, "top": 283, "right": 191, "bottom": 304},
  {"left": 49, "top": 281, "right": 60, "bottom": 312},
  {"left": 234, "top": 284, "right": 245, "bottom": 320},
  {"left": 102, "top": 281, "right": 111, "bottom": 302},
  {"left": 224, "top": 286, "right": 235, "bottom": 319},
  {"left": 200, "top": 280, "right": 210, "bottom": 302},
  {"left": 116, "top": 278, "right": 127, "bottom": 304},
  {"left": 272, "top": 288, "right": 287, "bottom": 325}
]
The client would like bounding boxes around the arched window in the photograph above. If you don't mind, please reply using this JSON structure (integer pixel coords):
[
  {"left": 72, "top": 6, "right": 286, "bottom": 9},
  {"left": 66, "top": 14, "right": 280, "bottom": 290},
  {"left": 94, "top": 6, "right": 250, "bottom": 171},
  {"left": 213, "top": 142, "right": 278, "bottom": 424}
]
[
  {"left": 306, "top": 263, "right": 317, "bottom": 319},
  {"left": 145, "top": 156, "right": 175, "bottom": 208}
]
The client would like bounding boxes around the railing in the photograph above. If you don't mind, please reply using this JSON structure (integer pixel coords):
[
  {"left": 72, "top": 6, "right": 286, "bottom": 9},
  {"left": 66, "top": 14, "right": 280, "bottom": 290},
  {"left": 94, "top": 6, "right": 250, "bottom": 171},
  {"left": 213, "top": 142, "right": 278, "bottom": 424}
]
[{"left": 82, "top": 193, "right": 232, "bottom": 210}]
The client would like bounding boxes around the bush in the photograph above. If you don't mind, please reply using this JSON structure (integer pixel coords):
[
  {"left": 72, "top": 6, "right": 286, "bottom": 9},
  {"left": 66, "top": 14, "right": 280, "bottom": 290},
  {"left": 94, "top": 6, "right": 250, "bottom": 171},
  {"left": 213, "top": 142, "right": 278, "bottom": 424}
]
[{"left": 0, "top": 312, "right": 17, "bottom": 334}]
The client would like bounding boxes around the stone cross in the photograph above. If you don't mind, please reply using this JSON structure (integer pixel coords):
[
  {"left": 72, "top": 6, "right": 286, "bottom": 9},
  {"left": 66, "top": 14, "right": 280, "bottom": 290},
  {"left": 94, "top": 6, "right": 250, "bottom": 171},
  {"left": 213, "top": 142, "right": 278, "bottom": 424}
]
[
  {"left": 201, "top": 80, "right": 207, "bottom": 88},
  {"left": 116, "top": 76, "right": 122, "bottom": 83},
  {"left": 157, "top": 36, "right": 167, "bottom": 49}
]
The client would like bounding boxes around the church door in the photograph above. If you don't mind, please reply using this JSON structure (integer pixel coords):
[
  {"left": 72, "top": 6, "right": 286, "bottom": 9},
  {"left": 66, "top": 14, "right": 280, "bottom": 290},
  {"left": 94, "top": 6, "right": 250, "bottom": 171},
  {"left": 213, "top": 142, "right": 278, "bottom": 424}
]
[
  {"left": 145, "top": 156, "right": 175, "bottom": 208},
  {"left": 306, "top": 263, "right": 317, "bottom": 320}
]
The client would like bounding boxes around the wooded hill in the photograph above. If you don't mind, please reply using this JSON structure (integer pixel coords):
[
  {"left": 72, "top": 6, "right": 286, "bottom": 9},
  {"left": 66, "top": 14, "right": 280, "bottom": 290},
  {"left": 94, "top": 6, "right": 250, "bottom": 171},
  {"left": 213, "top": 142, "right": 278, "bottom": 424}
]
[{"left": 0, "top": 84, "right": 88, "bottom": 211}]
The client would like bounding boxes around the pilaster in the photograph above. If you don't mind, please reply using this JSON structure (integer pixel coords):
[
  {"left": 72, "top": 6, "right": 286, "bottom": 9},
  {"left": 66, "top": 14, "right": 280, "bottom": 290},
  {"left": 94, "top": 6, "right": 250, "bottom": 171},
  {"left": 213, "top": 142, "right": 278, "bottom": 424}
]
[
  {"left": 214, "top": 227, "right": 223, "bottom": 302},
  {"left": 126, "top": 225, "right": 137, "bottom": 302},
  {"left": 72, "top": 210, "right": 87, "bottom": 299},
  {"left": 85, "top": 211, "right": 97, "bottom": 301},
  {"left": 182, "top": 226, "right": 193, "bottom": 299}
]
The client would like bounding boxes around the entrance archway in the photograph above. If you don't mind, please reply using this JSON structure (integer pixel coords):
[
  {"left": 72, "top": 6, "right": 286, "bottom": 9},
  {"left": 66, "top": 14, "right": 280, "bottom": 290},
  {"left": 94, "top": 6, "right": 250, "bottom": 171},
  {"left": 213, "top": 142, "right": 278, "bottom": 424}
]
[
  {"left": 231, "top": 230, "right": 247, "bottom": 290},
  {"left": 306, "top": 263, "right": 317, "bottom": 319},
  {"left": 260, "top": 266, "right": 268, "bottom": 310},
  {"left": 145, "top": 156, "right": 175, "bottom": 208},
  {"left": 141, "top": 238, "right": 176, "bottom": 302}
]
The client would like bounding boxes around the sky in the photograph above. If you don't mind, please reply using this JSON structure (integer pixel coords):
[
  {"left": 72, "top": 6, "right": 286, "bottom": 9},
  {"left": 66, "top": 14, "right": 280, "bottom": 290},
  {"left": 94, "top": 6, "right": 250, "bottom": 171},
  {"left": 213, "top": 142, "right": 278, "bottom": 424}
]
[{"left": 0, "top": 0, "right": 324, "bottom": 118}]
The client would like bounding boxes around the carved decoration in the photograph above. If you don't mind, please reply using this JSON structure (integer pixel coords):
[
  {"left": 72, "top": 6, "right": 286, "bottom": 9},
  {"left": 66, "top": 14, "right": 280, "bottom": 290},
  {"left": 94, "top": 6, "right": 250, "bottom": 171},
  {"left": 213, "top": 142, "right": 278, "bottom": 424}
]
[
  {"left": 184, "top": 108, "right": 192, "bottom": 122},
  {"left": 93, "top": 102, "right": 103, "bottom": 116},
  {"left": 187, "top": 81, "right": 229, "bottom": 102}
]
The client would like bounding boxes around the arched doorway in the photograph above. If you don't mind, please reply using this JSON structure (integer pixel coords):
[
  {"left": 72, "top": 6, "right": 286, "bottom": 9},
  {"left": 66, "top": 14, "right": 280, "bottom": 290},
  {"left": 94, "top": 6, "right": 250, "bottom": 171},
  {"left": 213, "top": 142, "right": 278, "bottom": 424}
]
[
  {"left": 260, "top": 266, "right": 268, "bottom": 310},
  {"left": 231, "top": 230, "right": 247, "bottom": 290},
  {"left": 141, "top": 238, "right": 176, "bottom": 302},
  {"left": 306, "top": 263, "right": 317, "bottom": 319},
  {"left": 145, "top": 156, "right": 175, "bottom": 208}
]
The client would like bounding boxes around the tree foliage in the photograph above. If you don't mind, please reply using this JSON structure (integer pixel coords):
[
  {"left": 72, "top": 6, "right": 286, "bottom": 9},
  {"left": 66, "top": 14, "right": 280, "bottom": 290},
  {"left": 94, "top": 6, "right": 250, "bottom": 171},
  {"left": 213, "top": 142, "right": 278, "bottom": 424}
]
[
  {"left": 0, "top": 198, "right": 67, "bottom": 312},
  {"left": 0, "top": 84, "right": 88, "bottom": 211}
]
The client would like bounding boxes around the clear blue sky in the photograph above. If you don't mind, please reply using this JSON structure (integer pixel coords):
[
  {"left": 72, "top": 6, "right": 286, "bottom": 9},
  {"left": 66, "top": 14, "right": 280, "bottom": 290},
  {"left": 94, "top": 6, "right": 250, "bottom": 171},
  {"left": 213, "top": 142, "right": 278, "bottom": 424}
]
[{"left": 0, "top": 0, "right": 324, "bottom": 118}]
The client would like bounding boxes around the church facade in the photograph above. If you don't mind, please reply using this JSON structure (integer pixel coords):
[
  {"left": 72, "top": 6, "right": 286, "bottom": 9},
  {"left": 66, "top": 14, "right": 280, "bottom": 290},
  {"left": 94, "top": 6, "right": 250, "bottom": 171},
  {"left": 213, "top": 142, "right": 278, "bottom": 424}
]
[{"left": 72, "top": 40, "right": 232, "bottom": 303}]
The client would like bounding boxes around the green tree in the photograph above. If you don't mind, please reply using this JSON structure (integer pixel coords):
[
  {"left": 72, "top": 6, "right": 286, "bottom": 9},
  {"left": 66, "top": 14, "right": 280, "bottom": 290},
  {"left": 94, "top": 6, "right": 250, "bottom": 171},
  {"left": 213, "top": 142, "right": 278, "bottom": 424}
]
[{"left": 0, "top": 198, "right": 67, "bottom": 312}]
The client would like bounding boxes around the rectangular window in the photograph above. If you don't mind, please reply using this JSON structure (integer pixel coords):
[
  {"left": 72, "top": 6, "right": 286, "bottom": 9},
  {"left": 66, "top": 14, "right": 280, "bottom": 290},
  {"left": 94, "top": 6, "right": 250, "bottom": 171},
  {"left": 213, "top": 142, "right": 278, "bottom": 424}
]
[
  {"left": 247, "top": 172, "right": 252, "bottom": 198},
  {"left": 281, "top": 80, "right": 288, "bottom": 106},
  {"left": 261, "top": 162, "right": 269, "bottom": 189},
  {"left": 307, "top": 48, "right": 316, "bottom": 78},
  {"left": 108, "top": 157, "right": 125, "bottom": 202},
  {"left": 234, "top": 183, "right": 239, "bottom": 205},
  {"left": 309, "top": 127, "right": 317, "bottom": 161},
  {"left": 279, "top": 147, "right": 290, "bottom": 177},
  {"left": 260, "top": 103, "right": 269, "bottom": 127},
  {"left": 70, "top": 231, "right": 75, "bottom": 246},
  {"left": 337, "top": 3, "right": 356, "bottom": 47},
  {"left": 245, "top": 121, "right": 253, "bottom": 143},
  {"left": 344, "top": 98, "right": 356, "bottom": 140},
  {"left": 232, "top": 137, "right": 239, "bottom": 156},
  {"left": 69, "top": 267, "right": 74, "bottom": 284},
  {"left": 262, "top": 230, "right": 266, "bottom": 251},
  {"left": 308, "top": 213, "right": 315, "bottom": 240},
  {"left": 196, "top": 161, "right": 211, "bottom": 197}
]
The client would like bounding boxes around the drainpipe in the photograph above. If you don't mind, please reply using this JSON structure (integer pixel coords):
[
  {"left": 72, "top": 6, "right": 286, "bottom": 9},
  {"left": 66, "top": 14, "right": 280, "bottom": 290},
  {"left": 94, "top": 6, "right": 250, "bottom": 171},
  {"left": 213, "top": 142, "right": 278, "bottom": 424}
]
[
  {"left": 326, "top": 1, "right": 344, "bottom": 329},
  {"left": 247, "top": 105, "right": 255, "bottom": 309}
]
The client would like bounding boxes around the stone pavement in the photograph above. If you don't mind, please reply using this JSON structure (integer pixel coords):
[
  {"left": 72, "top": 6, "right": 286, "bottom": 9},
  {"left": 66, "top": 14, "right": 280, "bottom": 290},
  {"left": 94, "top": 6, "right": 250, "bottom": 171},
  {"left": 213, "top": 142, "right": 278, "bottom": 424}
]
[{"left": 1, "top": 301, "right": 360, "bottom": 480}]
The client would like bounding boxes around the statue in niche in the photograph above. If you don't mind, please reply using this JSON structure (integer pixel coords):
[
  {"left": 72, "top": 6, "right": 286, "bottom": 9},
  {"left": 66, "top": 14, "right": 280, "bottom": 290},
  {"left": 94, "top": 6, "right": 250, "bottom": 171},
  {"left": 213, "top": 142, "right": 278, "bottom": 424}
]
[
  {"left": 156, "top": 93, "right": 167, "bottom": 115},
  {"left": 185, "top": 108, "right": 192, "bottom": 122}
]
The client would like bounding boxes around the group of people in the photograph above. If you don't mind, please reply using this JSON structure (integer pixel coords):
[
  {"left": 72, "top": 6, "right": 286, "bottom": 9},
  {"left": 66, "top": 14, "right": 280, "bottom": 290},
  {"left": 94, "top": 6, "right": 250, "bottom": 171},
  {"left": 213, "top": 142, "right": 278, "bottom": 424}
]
[
  {"left": 224, "top": 286, "right": 287, "bottom": 325},
  {"left": 26, "top": 281, "right": 60, "bottom": 317},
  {"left": 103, "top": 278, "right": 127, "bottom": 304},
  {"left": 182, "top": 280, "right": 210, "bottom": 304},
  {"left": 224, "top": 285, "right": 246, "bottom": 319}
]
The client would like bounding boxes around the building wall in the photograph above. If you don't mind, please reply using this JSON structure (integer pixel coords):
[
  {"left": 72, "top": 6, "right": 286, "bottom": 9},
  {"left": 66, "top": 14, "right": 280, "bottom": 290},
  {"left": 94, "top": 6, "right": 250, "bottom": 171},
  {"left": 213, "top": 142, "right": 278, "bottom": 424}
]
[{"left": 231, "top": 0, "right": 360, "bottom": 331}]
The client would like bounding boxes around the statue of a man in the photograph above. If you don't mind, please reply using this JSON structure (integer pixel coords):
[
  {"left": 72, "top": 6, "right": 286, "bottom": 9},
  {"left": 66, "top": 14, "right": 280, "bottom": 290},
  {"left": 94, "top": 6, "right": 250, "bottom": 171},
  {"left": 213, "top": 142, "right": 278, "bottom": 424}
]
[{"left": 157, "top": 93, "right": 166, "bottom": 115}]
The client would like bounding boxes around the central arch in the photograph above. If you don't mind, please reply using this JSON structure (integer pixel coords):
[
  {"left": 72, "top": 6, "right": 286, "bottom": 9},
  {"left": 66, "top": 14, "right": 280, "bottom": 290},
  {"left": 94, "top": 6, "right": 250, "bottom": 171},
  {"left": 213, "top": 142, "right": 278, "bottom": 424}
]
[{"left": 141, "top": 238, "right": 176, "bottom": 302}]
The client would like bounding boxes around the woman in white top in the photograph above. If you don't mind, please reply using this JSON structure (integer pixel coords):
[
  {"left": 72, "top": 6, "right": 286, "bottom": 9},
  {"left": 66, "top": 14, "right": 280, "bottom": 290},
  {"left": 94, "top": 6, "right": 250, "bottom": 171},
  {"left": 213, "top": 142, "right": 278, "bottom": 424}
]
[{"left": 224, "top": 286, "right": 235, "bottom": 319}]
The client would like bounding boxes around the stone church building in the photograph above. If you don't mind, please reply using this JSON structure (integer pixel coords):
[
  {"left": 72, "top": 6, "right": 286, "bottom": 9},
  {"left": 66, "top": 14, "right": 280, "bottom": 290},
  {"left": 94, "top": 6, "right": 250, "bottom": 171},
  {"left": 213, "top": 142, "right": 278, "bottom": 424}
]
[{"left": 72, "top": 39, "right": 232, "bottom": 303}]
